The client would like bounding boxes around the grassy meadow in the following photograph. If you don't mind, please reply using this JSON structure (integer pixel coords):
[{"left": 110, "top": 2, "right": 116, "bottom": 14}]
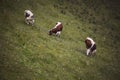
[{"left": 0, "top": 0, "right": 120, "bottom": 80}]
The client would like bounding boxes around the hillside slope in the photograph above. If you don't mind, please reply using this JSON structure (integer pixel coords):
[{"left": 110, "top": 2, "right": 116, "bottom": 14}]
[{"left": 0, "top": 0, "right": 120, "bottom": 80}]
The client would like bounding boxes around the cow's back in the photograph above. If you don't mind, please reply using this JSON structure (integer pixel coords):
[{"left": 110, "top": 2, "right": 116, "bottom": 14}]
[
  {"left": 57, "top": 24, "right": 63, "bottom": 31},
  {"left": 51, "top": 24, "right": 63, "bottom": 33}
]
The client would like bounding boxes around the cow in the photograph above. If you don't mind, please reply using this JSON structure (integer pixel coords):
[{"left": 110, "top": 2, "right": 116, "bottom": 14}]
[
  {"left": 24, "top": 10, "right": 34, "bottom": 26},
  {"left": 85, "top": 37, "right": 96, "bottom": 56},
  {"left": 48, "top": 22, "right": 63, "bottom": 37}
]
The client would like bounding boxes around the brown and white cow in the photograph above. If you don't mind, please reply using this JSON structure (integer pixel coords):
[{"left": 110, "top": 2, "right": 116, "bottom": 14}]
[
  {"left": 85, "top": 37, "right": 96, "bottom": 56},
  {"left": 48, "top": 22, "right": 63, "bottom": 37},
  {"left": 24, "top": 10, "right": 34, "bottom": 26}
]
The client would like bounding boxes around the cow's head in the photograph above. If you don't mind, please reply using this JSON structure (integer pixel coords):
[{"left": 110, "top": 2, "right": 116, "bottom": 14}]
[
  {"left": 48, "top": 30, "right": 52, "bottom": 35},
  {"left": 85, "top": 39, "right": 92, "bottom": 49}
]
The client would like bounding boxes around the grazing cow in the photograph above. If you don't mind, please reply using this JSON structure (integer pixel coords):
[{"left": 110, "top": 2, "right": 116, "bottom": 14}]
[
  {"left": 85, "top": 37, "right": 96, "bottom": 56},
  {"left": 24, "top": 10, "right": 34, "bottom": 26},
  {"left": 49, "top": 22, "right": 63, "bottom": 37}
]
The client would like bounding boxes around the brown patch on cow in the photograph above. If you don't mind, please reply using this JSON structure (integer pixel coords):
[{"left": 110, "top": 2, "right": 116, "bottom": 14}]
[
  {"left": 91, "top": 44, "right": 96, "bottom": 52},
  {"left": 85, "top": 39, "right": 92, "bottom": 49},
  {"left": 25, "top": 13, "right": 30, "bottom": 18}
]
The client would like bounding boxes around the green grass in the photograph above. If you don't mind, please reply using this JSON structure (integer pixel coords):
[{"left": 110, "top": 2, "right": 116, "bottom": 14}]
[{"left": 0, "top": 0, "right": 120, "bottom": 80}]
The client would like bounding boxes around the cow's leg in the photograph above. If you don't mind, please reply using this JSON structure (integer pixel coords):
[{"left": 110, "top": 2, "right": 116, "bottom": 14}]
[
  {"left": 25, "top": 19, "right": 29, "bottom": 24},
  {"left": 31, "top": 19, "right": 34, "bottom": 26},
  {"left": 56, "top": 31, "right": 61, "bottom": 37},
  {"left": 26, "top": 17, "right": 33, "bottom": 25},
  {"left": 86, "top": 49, "right": 91, "bottom": 56},
  {"left": 92, "top": 49, "right": 96, "bottom": 55},
  {"left": 28, "top": 18, "right": 34, "bottom": 26}
]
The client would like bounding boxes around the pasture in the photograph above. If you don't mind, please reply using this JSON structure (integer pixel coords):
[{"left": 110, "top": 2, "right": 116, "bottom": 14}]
[{"left": 0, "top": 0, "right": 120, "bottom": 80}]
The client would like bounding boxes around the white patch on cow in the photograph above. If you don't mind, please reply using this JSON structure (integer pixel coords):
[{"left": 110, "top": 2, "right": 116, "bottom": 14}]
[
  {"left": 54, "top": 22, "right": 61, "bottom": 28},
  {"left": 56, "top": 31, "right": 61, "bottom": 36},
  {"left": 86, "top": 37, "right": 95, "bottom": 44},
  {"left": 24, "top": 10, "right": 33, "bottom": 17},
  {"left": 86, "top": 49, "right": 91, "bottom": 56}
]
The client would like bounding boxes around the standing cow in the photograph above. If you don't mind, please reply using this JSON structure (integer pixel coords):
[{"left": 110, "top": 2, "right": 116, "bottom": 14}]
[
  {"left": 24, "top": 10, "right": 34, "bottom": 26},
  {"left": 85, "top": 37, "right": 96, "bottom": 56},
  {"left": 48, "top": 22, "right": 63, "bottom": 37}
]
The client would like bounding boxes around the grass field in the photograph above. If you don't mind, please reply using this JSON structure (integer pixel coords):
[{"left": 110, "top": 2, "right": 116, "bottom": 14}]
[{"left": 0, "top": 0, "right": 120, "bottom": 80}]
